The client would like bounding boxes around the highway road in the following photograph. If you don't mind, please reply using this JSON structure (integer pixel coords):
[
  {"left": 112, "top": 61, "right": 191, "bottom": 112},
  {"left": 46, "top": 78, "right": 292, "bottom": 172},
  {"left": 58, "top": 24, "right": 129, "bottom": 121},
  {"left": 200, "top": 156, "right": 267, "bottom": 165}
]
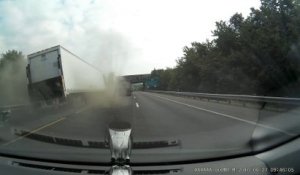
[{"left": 0, "top": 91, "right": 299, "bottom": 162}]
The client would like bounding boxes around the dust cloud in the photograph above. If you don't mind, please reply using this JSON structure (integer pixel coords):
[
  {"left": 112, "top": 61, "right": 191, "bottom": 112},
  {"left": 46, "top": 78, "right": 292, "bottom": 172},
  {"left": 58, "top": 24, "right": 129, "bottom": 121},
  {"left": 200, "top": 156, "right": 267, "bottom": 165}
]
[
  {"left": 0, "top": 54, "right": 29, "bottom": 106},
  {"left": 68, "top": 30, "right": 134, "bottom": 108},
  {"left": 84, "top": 72, "right": 131, "bottom": 108}
]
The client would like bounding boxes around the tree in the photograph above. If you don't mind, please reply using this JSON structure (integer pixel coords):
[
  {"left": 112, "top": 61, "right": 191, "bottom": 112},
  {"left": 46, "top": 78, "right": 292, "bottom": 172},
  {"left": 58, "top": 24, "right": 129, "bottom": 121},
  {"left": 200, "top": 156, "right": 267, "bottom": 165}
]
[{"left": 149, "top": 0, "right": 300, "bottom": 96}]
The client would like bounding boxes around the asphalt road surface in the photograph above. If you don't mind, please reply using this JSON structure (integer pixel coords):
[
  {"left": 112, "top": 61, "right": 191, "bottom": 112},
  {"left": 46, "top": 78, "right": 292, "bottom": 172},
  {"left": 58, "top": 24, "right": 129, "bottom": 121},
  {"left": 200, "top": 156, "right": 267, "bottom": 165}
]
[{"left": 0, "top": 91, "right": 299, "bottom": 162}]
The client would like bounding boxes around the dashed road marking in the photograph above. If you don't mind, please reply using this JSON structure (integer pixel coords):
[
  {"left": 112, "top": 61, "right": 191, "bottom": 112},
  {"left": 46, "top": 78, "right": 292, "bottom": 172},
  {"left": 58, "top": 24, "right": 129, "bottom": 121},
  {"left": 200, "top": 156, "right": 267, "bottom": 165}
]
[
  {"left": 135, "top": 102, "right": 140, "bottom": 108},
  {"left": 75, "top": 106, "right": 90, "bottom": 114}
]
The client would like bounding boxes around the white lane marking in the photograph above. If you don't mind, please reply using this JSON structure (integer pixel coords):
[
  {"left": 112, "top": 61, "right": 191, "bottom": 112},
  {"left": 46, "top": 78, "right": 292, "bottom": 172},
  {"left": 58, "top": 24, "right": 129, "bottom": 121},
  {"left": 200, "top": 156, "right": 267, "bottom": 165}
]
[
  {"left": 2, "top": 117, "right": 66, "bottom": 146},
  {"left": 150, "top": 93, "right": 296, "bottom": 136},
  {"left": 3, "top": 105, "right": 91, "bottom": 146},
  {"left": 75, "top": 106, "right": 90, "bottom": 114},
  {"left": 135, "top": 102, "right": 140, "bottom": 108}
]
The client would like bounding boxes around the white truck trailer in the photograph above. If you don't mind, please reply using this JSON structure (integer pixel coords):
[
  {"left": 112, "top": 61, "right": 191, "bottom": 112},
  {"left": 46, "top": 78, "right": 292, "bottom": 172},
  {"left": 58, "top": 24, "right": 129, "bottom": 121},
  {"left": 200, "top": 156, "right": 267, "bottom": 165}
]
[{"left": 26, "top": 45, "right": 104, "bottom": 103}]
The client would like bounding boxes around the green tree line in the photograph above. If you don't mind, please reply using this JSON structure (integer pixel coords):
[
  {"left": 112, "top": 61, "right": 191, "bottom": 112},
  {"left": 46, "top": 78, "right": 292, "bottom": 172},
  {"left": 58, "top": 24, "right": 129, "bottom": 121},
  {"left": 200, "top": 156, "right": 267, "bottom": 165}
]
[{"left": 149, "top": 0, "right": 300, "bottom": 97}]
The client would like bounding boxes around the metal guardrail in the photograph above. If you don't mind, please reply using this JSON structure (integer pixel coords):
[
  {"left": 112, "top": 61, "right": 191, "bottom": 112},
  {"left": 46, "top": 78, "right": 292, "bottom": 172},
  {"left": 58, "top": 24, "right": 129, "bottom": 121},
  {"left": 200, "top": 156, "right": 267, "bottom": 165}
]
[{"left": 148, "top": 90, "right": 300, "bottom": 105}]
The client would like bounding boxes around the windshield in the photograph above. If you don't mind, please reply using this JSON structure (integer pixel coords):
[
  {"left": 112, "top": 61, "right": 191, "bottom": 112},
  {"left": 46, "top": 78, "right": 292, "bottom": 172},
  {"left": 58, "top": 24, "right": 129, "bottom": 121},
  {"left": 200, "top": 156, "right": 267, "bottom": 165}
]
[{"left": 0, "top": 0, "right": 299, "bottom": 164}]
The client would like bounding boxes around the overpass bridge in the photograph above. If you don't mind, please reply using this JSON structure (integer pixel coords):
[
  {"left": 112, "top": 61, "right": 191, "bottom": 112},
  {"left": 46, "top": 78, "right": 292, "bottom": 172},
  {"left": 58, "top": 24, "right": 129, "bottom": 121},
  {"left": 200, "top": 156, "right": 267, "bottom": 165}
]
[{"left": 122, "top": 74, "right": 150, "bottom": 84}]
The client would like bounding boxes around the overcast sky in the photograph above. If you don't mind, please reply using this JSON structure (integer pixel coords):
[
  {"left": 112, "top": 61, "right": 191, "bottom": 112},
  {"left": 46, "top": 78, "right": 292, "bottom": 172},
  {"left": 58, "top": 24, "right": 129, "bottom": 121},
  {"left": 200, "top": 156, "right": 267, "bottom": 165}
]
[{"left": 0, "top": 0, "right": 260, "bottom": 75}]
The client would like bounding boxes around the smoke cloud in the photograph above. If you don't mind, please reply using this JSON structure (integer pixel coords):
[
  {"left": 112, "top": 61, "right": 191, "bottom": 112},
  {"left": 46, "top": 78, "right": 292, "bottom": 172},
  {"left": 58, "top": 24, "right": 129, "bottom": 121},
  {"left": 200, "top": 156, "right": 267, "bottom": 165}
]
[{"left": 0, "top": 53, "right": 28, "bottom": 106}]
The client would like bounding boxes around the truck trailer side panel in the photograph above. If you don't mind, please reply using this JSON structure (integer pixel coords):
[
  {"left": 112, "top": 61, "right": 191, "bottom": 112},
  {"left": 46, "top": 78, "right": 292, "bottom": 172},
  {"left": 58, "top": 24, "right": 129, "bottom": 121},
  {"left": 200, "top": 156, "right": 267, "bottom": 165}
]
[{"left": 60, "top": 47, "right": 104, "bottom": 95}]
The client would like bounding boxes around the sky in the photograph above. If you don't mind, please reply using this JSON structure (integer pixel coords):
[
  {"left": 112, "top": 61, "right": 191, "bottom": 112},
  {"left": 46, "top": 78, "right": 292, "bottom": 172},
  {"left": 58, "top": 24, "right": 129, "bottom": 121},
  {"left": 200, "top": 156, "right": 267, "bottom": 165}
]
[{"left": 0, "top": 0, "right": 261, "bottom": 75}]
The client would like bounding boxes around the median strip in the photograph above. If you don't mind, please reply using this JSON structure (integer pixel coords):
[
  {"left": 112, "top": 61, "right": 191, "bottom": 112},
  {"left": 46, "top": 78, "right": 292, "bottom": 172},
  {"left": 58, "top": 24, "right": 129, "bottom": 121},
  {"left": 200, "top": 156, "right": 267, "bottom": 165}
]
[{"left": 150, "top": 93, "right": 296, "bottom": 137}]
